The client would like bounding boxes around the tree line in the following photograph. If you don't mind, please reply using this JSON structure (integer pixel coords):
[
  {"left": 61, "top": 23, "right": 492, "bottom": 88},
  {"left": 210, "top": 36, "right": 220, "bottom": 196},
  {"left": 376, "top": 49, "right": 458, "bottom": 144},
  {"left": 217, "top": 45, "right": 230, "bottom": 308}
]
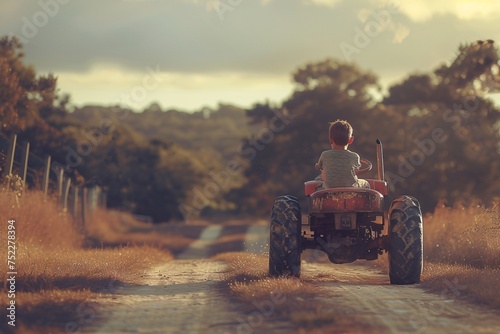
[{"left": 1, "top": 35, "right": 498, "bottom": 221}]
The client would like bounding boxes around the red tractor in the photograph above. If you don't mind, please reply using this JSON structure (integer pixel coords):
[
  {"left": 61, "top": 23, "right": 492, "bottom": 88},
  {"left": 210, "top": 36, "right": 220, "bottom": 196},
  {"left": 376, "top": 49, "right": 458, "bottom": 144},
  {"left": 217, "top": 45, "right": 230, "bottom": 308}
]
[{"left": 269, "top": 140, "right": 423, "bottom": 284}]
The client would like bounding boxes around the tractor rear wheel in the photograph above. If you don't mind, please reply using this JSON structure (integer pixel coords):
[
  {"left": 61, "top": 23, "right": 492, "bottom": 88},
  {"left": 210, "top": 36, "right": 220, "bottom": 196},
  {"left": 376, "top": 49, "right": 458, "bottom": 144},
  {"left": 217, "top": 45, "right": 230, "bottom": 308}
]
[
  {"left": 269, "top": 195, "right": 302, "bottom": 278},
  {"left": 388, "top": 195, "right": 423, "bottom": 284}
]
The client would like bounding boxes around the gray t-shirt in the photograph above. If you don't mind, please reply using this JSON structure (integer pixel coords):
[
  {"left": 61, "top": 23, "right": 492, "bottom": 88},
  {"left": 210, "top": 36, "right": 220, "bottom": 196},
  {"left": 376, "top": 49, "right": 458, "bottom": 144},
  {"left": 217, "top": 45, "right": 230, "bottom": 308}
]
[{"left": 316, "top": 149, "right": 361, "bottom": 188}]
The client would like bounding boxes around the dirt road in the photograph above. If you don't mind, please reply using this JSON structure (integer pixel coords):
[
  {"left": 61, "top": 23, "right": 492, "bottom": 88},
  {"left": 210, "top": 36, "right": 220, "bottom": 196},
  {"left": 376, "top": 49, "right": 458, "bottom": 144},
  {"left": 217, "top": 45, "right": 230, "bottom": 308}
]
[
  {"left": 302, "top": 261, "right": 500, "bottom": 333},
  {"left": 83, "top": 224, "right": 500, "bottom": 333}
]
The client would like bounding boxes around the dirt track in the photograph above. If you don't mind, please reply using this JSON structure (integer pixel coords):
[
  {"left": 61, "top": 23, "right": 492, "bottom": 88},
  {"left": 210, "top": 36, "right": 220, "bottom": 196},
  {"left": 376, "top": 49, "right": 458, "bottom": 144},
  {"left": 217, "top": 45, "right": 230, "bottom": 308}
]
[
  {"left": 303, "top": 261, "right": 500, "bottom": 333},
  {"left": 83, "top": 260, "right": 241, "bottom": 333},
  {"left": 82, "top": 224, "right": 500, "bottom": 333}
]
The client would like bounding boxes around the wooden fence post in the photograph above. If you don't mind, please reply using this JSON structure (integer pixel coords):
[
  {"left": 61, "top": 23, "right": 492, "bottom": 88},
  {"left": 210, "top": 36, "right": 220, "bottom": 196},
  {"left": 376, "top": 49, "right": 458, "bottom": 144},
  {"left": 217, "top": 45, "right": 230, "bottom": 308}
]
[
  {"left": 92, "top": 186, "right": 101, "bottom": 211},
  {"left": 81, "top": 187, "right": 88, "bottom": 228},
  {"left": 20, "top": 142, "right": 30, "bottom": 189},
  {"left": 73, "top": 186, "right": 79, "bottom": 219},
  {"left": 4, "top": 134, "right": 17, "bottom": 176},
  {"left": 57, "top": 168, "right": 64, "bottom": 202},
  {"left": 62, "top": 177, "right": 71, "bottom": 212},
  {"left": 43, "top": 156, "right": 51, "bottom": 196}
]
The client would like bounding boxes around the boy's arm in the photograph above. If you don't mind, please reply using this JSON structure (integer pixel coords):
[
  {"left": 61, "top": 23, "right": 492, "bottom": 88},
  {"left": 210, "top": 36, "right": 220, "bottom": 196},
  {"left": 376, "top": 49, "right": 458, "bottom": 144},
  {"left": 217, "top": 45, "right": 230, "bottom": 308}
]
[
  {"left": 315, "top": 155, "right": 323, "bottom": 170},
  {"left": 353, "top": 153, "right": 361, "bottom": 170}
]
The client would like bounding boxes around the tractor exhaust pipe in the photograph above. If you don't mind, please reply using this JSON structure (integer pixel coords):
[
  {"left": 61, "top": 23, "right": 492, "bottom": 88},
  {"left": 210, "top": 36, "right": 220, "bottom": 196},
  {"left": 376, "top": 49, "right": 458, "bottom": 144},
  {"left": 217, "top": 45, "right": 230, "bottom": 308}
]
[{"left": 376, "top": 139, "right": 385, "bottom": 181}]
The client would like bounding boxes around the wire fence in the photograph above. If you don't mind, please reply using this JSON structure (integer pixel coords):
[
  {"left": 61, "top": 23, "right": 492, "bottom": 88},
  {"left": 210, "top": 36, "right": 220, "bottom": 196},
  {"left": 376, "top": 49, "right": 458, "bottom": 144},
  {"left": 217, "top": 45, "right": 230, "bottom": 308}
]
[{"left": 0, "top": 132, "right": 106, "bottom": 230}]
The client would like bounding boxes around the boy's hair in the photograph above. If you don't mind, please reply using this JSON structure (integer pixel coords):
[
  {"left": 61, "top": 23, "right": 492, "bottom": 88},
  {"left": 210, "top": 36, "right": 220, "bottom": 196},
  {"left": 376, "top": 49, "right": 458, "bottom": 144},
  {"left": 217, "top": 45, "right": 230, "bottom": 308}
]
[{"left": 329, "top": 120, "right": 353, "bottom": 146}]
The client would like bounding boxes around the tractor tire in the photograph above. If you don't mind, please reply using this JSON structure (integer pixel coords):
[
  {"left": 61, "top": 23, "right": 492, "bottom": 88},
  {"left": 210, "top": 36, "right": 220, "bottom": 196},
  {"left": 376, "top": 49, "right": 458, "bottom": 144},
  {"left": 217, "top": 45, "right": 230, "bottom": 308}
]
[
  {"left": 388, "top": 195, "right": 423, "bottom": 285},
  {"left": 269, "top": 195, "right": 302, "bottom": 278}
]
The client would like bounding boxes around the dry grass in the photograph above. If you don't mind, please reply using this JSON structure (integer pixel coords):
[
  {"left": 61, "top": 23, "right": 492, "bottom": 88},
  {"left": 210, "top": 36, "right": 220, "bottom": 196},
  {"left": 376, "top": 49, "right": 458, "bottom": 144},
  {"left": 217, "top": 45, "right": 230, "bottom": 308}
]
[
  {"left": 212, "top": 253, "right": 308, "bottom": 299},
  {"left": 374, "top": 200, "right": 500, "bottom": 308},
  {"left": 424, "top": 201, "right": 500, "bottom": 268},
  {"left": 0, "top": 191, "right": 83, "bottom": 249},
  {"left": 0, "top": 190, "right": 171, "bottom": 333},
  {"left": 419, "top": 201, "right": 500, "bottom": 308},
  {"left": 421, "top": 263, "right": 500, "bottom": 308},
  {"left": 85, "top": 208, "right": 194, "bottom": 252},
  {"left": 213, "top": 252, "right": 374, "bottom": 333}
]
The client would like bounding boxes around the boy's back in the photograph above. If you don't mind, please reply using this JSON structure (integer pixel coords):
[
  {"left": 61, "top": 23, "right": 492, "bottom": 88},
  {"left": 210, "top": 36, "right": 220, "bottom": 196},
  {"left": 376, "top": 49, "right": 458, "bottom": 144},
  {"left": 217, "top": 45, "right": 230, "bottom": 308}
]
[{"left": 318, "top": 149, "right": 361, "bottom": 188}]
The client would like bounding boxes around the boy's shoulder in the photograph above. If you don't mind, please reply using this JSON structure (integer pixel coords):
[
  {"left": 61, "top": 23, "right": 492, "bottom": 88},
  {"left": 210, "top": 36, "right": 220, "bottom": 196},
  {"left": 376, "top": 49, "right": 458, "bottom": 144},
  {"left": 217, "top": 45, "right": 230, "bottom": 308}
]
[
  {"left": 322, "top": 149, "right": 358, "bottom": 156},
  {"left": 346, "top": 149, "right": 360, "bottom": 157}
]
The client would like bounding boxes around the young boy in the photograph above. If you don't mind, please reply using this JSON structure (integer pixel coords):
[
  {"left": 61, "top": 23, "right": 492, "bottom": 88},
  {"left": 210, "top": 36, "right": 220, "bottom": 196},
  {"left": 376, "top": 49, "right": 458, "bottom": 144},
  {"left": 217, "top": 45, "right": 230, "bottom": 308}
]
[{"left": 315, "top": 120, "right": 370, "bottom": 189}]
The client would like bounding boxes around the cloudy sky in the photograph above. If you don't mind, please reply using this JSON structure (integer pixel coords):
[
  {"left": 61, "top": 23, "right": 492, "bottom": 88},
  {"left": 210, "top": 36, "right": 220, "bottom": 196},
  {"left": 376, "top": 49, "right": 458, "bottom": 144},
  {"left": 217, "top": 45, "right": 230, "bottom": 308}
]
[{"left": 1, "top": 0, "right": 499, "bottom": 111}]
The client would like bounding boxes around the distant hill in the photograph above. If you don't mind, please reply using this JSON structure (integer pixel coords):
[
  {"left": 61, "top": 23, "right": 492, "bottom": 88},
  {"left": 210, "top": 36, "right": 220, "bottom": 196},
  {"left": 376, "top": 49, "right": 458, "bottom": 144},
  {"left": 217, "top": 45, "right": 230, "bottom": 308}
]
[{"left": 69, "top": 103, "right": 256, "bottom": 163}]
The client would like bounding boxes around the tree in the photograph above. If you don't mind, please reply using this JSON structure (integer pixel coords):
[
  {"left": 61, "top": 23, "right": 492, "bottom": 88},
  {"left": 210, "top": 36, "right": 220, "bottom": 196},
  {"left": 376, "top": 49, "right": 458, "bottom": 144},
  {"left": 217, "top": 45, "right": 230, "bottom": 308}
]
[
  {"left": 0, "top": 36, "right": 64, "bottom": 135},
  {"left": 381, "top": 41, "right": 500, "bottom": 210},
  {"left": 0, "top": 36, "right": 76, "bottom": 166},
  {"left": 72, "top": 115, "right": 210, "bottom": 222}
]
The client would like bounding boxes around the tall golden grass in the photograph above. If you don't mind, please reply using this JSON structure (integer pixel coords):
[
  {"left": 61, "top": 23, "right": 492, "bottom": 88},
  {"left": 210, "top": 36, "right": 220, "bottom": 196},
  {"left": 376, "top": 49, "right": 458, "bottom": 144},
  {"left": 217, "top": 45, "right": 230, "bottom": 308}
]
[
  {"left": 424, "top": 201, "right": 499, "bottom": 268},
  {"left": 0, "top": 190, "right": 171, "bottom": 333},
  {"left": 420, "top": 201, "right": 500, "bottom": 307},
  {"left": 376, "top": 200, "right": 500, "bottom": 308}
]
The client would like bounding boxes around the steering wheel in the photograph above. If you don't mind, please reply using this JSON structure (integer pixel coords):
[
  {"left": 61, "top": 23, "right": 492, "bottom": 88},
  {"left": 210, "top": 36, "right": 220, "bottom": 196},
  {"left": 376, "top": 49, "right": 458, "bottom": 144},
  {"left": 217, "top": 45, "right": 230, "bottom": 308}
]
[{"left": 356, "top": 158, "right": 372, "bottom": 175}]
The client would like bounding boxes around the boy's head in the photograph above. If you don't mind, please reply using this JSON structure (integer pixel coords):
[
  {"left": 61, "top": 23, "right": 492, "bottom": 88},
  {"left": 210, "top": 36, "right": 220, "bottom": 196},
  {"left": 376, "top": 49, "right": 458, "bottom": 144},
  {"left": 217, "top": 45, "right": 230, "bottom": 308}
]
[{"left": 329, "top": 120, "right": 354, "bottom": 146}]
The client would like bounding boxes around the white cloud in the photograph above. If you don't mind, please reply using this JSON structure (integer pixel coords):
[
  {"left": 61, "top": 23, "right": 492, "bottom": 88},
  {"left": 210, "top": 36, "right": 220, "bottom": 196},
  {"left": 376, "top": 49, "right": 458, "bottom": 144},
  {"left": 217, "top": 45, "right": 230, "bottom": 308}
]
[
  {"left": 356, "top": 4, "right": 409, "bottom": 44},
  {"left": 392, "top": 23, "right": 409, "bottom": 43},
  {"left": 301, "top": 0, "right": 343, "bottom": 8},
  {"left": 395, "top": 0, "right": 500, "bottom": 22},
  {"left": 186, "top": 0, "right": 272, "bottom": 12}
]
